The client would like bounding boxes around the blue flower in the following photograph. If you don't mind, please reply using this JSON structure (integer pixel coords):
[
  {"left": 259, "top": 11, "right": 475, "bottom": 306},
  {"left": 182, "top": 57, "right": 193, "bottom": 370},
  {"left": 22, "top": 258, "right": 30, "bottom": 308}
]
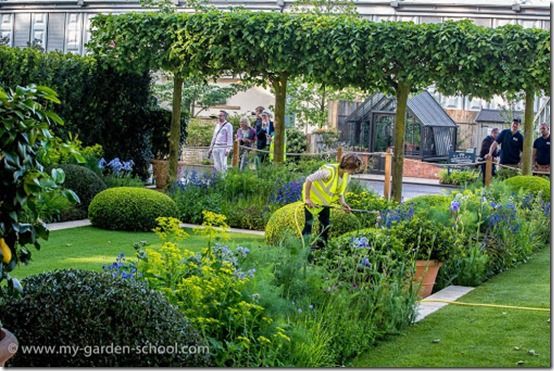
[
  {"left": 450, "top": 200, "right": 460, "bottom": 212},
  {"left": 98, "top": 158, "right": 107, "bottom": 169},
  {"left": 236, "top": 246, "right": 250, "bottom": 257},
  {"left": 359, "top": 257, "right": 371, "bottom": 268},
  {"left": 351, "top": 236, "right": 369, "bottom": 249},
  {"left": 247, "top": 268, "right": 256, "bottom": 278}
]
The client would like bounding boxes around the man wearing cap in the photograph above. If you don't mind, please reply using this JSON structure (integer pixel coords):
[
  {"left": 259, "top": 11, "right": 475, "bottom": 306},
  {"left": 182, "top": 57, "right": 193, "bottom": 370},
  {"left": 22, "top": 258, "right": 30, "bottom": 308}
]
[
  {"left": 533, "top": 123, "right": 550, "bottom": 172},
  {"left": 486, "top": 118, "right": 524, "bottom": 167}
]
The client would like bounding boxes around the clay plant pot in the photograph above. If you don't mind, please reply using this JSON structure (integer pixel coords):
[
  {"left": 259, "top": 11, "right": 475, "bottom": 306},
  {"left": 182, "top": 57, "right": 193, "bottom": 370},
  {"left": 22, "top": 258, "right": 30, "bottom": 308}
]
[
  {"left": 414, "top": 260, "right": 443, "bottom": 298},
  {"left": 0, "top": 328, "right": 18, "bottom": 366},
  {"left": 151, "top": 160, "right": 189, "bottom": 189}
]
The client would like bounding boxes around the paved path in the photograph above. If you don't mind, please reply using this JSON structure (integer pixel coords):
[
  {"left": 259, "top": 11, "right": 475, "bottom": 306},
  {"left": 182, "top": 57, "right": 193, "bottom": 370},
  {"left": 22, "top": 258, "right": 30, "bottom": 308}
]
[
  {"left": 47, "top": 219, "right": 265, "bottom": 236},
  {"left": 415, "top": 285, "right": 475, "bottom": 322},
  {"left": 352, "top": 174, "right": 457, "bottom": 200}
]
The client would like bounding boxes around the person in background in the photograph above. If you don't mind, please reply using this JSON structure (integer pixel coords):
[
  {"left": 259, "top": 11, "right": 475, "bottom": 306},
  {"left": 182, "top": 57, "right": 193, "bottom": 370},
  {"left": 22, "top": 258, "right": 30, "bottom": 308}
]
[
  {"left": 302, "top": 153, "right": 362, "bottom": 251},
  {"left": 254, "top": 109, "right": 274, "bottom": 167},
  {"left": 208, "top": 110, "right": 233, "bottom": 174},
  {"left": 236, "top": 116, "right": 256, "bottom": 171},
  {"left": 533, "top": 122, "right": 551, "bottom": 173},
  {"left": 479, "top": 127, "right": 499, "bottom": 184},
  {"left": 486, "top": 118, "right": 524, "bottom": 168}
]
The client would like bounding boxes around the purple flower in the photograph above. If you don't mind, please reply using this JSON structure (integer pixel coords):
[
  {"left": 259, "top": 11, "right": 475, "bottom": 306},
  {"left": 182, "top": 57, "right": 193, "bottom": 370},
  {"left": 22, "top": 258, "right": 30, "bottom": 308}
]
[
  {"left": 359, "top": 257, "right": 371, "bottom": 269},
  {"left": 351, "top": 236, "right": 370, "bottom": 249},
  {"left": 450, "top": 200, "right": 460, "bottom": 212}
]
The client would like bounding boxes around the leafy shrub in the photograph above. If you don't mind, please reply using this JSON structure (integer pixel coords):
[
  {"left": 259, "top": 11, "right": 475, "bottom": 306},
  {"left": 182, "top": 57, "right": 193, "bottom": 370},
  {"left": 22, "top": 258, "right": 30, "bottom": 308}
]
[
  {"left": 286, "top": 127, "right": 308, "bottom": 156},
  {"left": 504, "top": 175, "right": 550, "bottom": 201},
  {"left": 404, "top": 194, "right": 451, "bottom": 211},
  {"left": 389, "top": 215, "right": 453, "bottom": 261},
  {"left": 495, "top": 166, "right": 519, "bottom": 181},
  {"left": 89, "top": 187, "right": 178, "bottom": 231},
  {"left": 345, "top": 191, "right": 392, "bottom": 228},
  {"left": 265, "top": 202, "right": 361, "bottom": 245},
  {"left": 438, "top": 169, "right": 479, "bottom": 185},
  {"left": 20, "top": 190, "right": 73, "bottom": 224},
  {"left": 57, "top": 164, "right": 107, "bottom": 210},
  {"left": 1, "top": 269, "right": 210, "bottom": 367},
  {"left": 306, "top": 229, "right": 417, "bottom": 362},
  {"left": 0, "top": 46, "right": 178, "bottom": 178},
  {"left": 102, "top": 174, "right": 144, "bottom": 188},
  {"left": 0, "top": 84, "right": 78, "bottom": 291},
  {"left": 185, "top": 118, "right": 213, "bottom": 147},
  {"left": 222, "top": 198, "right": 269, "bottom": 230},
  {"left": 120, "top": 217, "right": 290, "bottom": 367}
]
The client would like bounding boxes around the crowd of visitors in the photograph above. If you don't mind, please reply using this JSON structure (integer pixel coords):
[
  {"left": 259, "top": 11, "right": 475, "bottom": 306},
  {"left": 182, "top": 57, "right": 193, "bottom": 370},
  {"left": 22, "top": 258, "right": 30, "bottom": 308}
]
[
  {"left": 208, "top": 106, "right": 274, "bottom": 173},
  {"left": 479, "top": 119, "right": 550, "bottom": 183}
]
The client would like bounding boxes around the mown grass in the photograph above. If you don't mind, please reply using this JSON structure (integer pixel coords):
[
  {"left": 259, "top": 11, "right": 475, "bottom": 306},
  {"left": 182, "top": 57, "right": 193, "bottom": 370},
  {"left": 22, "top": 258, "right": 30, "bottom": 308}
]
[
  {"left": 13, "top": 226, "right": 265, "bottom": 279},
  {"left": 354, "top": 247, "right": 551, "bottom": 368}
]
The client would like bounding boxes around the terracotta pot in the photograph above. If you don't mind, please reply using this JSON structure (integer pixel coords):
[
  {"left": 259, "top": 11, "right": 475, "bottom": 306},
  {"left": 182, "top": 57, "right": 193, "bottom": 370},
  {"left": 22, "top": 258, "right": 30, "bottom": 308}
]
[
  {"left": 414, "top": 259, "right": 443, "bottom": 298},
  {"left": 151, "top": 160, "right": 190, "bottom": 189},
  {"left": 0, "top": 328, "right": 18, "bottom": 366}
]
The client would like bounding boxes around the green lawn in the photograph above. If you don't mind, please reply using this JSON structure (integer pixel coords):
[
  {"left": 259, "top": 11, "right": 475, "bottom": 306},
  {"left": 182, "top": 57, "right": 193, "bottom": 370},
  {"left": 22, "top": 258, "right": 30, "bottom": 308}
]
[
  {"left": 354, "top": 247, "right": 551, "bottom": 368},
  {"left": 14, "top": 226, "right": 265, "bottom": 279}
]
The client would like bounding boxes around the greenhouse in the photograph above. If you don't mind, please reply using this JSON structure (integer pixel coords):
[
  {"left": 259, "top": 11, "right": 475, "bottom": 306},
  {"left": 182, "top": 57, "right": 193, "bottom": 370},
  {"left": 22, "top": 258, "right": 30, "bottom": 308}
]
[{"left": 340, "top": 90, "right": 458, "bottom": 161}]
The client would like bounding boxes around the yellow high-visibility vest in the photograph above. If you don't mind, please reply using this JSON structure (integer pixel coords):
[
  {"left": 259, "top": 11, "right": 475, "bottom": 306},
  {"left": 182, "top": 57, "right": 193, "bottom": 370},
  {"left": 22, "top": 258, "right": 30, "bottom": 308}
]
[
  {"left": 301, "top": 163, "right": 349, "bottom": 214},
  {"left": 269, "top": 132, "right": 287, "bottom": 162}
]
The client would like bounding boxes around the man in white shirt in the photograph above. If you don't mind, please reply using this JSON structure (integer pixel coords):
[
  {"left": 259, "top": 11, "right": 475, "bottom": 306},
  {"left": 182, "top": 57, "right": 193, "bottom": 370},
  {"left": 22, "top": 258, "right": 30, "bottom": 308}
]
[{"left": 208, "top": 110, "right": 233, "bottom": 173}]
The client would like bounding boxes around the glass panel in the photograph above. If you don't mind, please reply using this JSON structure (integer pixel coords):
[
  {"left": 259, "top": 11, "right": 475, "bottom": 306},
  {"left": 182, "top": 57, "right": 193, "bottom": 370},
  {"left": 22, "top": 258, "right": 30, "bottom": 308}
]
[
  {"left": 405, "top": 113, "right": 421, "bottom": 155},
  {"left": 373, "top": 114, "right": 394, "bottom": 153}
]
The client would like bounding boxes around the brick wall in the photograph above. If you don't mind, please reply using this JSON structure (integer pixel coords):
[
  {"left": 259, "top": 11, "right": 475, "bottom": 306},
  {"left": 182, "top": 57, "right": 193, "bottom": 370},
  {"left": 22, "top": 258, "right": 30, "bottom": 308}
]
[{"left": 402, "top": 158, "right": 441, "bottom": 179}]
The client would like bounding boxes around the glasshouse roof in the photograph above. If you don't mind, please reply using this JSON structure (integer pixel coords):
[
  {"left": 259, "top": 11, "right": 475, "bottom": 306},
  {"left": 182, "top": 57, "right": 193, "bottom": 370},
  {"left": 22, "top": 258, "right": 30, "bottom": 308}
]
[{"left": 407, "top": 91, "right": 457, "bottom": 127}]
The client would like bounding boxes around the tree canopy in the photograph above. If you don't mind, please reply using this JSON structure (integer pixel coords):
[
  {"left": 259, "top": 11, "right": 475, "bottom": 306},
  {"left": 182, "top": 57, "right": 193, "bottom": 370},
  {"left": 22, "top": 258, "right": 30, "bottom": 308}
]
[{"left": 88, "top": 10, "right": 550, "bottom": 197}]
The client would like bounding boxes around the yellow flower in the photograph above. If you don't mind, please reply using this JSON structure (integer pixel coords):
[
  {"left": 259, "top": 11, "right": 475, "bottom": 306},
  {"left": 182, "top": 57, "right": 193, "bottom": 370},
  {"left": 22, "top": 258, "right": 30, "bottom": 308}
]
[{"left": 257, "top": 336, "right": 272, "bottom": 345}]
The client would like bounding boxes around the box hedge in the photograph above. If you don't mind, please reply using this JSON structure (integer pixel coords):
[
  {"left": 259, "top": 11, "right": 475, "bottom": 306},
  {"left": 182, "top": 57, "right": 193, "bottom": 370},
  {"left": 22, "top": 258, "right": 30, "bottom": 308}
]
[
  {"left": 0, "top": 269, "right": 211, "bottom": 367},
  {"left": 89, "top": 187, "right": 178, "bottom": 231}
]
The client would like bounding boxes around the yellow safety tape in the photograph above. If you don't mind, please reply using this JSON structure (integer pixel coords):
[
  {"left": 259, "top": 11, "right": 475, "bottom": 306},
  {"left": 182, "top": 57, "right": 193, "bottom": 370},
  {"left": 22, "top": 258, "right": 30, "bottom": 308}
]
[{"left": 420, "top": 299, "right": 550, "bottom": 312}]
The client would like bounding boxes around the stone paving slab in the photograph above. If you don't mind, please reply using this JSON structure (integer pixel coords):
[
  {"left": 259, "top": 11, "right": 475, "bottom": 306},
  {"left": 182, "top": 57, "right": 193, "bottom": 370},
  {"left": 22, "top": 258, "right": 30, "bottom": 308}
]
[
  {"left": 48, "top": 219, "right": 92, "bottom": 231},
  {"left": 180, "top": 223, "right": 265, "bottom": 236},
  {"left": 47, "top": 219, "right": 265, "bottom": 236},
  {"left": 352, "top": 173, "right": 460, "bottom": 188},
  {"left": 415, "top": 285, "right": 475, "bottom": 322}
]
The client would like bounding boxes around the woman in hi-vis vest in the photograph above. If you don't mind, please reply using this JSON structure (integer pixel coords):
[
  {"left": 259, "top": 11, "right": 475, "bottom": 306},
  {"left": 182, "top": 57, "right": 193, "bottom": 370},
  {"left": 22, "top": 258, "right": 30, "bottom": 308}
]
[{"left": 301, "top": 153, "right": 362, "bottom": 249}]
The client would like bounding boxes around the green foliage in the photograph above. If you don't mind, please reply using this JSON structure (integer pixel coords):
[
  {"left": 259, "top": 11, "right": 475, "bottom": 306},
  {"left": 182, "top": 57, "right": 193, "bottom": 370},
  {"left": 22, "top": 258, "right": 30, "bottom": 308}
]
[
  {"left": 152, "top": 73, "right": 249, "bottom": 118},
  {"left": 132, "top": 217, "right": 290, "bottom": 366},
  {"left": 264, "top": 202, "right": 360, "bottom": 245},
  {"left": 495, "top": 166, "right": 520, "bottom": 181},
  {"left": 102, "top": 174, "right": 144, "bottom": 188},
  {"left": 0, "top": 269, "right": 210, "bottom": 366},
  {"left": 285, "top": 127, "right": 308, "bottom": 156},
  {"left": 503, "top": 175, "right": 550, "bottom": 201},
  {"left": 306, "top": 231, "right": 417, "bottom": 363},
  {"left": 390, "top": 215, "right": 453, "bottom": 261},
  {"left": 438, "top": 169, "right": 479, "bottom": 186},
  {"left": 345, "top": 191, "right": 392, "bottom": 227},
  {"left": 0, "top": 45, "right": 167, "bottom": 178},
  {"left": 0, "top": 84, "right": 78, "bottom": 291},
  {"left": 20, "top": 190, "right": 74, "bottom": 224},
  {"left": 57, "top": 164, "right": 107, "bottom": 211},
  {"left": 184, "top": 118, "right": 213, "bottom": 146},
  {"left": 405, "top": 194, "right": 451, "bottom": 211},
  {"left": 88, "top": 187, "right": 178, "bottom": 231}
]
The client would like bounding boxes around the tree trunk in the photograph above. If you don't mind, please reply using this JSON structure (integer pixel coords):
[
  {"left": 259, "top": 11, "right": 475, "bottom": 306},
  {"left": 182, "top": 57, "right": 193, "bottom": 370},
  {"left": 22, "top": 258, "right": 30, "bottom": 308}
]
[
  {"left": 391, "top": 82, "right": 410, "bottom": 203},
  {"left": 168, "top": 75, "right": 184, "bottom": 185},
  {"left": 272, "top": 75, "right": 288, "bottom": 163},
  {"left": 521, "top": 90, "right": 534, "bottom": 175}
]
